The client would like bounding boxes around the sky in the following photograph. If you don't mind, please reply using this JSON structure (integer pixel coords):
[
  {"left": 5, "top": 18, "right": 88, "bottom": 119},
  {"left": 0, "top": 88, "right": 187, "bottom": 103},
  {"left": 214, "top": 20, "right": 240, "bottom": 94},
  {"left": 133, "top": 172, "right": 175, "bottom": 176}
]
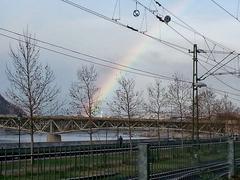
[{"left": 1, "top": 0, "right": 240, "bottom": 114}]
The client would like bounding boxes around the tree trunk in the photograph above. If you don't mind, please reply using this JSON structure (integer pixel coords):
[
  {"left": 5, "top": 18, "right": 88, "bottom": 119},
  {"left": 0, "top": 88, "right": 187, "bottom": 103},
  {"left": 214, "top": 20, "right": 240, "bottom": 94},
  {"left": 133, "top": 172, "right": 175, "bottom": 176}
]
[
  {"left": 30, "top": 115, "right": 34, "bottom": 165},
  {"left": 129, "top": 124, "right": 132, "bottom": 150},
  {"left": 157, "top": 113, "right": 160, "bottom": 145},
  {"left": 180, "top": 116, "right": 184, "bottom": 148},
  {"left": 89, "top": 117, "right": 93, "bottom": 145},
  {"left": 128, "top": 118, "right": 132, "bottom": 151}
]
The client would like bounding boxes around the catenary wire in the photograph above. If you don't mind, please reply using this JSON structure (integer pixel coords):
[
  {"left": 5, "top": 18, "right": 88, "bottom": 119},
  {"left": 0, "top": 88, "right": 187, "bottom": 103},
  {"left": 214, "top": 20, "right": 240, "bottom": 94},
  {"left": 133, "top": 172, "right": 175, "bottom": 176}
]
[
  {"left": 198, "top": 61, "right": 240, "bottom": 92},
  {"left": 209, "top": 0, "right": 240, "bottom": 23},
  {"left": 209, "top": 87, "right": 240, "bottom": 98},
  {"left": 59, "top": 0, "right": 189, "bottom": 52},
  {"left": 0, "top": 27, "right": 184, "bottom": 82},
  {"left": 132, "top": 0, "right": 239, "bottom": 76},
  {"left": 59, "top": 0, "right": 239, "bottom": 77},
  {"left": 199, "top": 52, "right": 235, "bottom": 80},
  {"left": 4, "top": 1, "right": 240, "bottom": 90},
  {"left": 153, "top": 0, "right": 240, "bottom": 73},
  {"left": 0, "top": 31, "right": 193, "bottom": 84}
]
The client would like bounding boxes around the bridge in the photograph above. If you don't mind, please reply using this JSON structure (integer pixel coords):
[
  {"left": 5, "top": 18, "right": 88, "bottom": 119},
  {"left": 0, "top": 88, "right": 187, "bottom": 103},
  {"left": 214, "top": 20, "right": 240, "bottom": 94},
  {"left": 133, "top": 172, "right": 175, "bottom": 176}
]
[{"left": 0, "top": 116, "right": 230, "bottom": 136}]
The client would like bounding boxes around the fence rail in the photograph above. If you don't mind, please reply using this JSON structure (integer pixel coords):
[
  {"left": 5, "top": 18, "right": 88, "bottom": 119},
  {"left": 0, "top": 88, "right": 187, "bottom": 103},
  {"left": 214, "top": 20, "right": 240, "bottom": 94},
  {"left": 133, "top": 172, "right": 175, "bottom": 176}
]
[{"left": 0, "top": 139, "right": 239, "bottom": 179}]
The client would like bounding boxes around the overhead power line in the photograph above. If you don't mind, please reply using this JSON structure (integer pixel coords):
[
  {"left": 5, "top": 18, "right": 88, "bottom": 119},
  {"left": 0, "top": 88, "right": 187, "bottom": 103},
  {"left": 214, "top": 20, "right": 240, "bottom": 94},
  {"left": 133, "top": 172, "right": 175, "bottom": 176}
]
[
  {"left": 132, "top": 0, "right": 240, "bottom": 77},
  {"left": 0, "top": 27, "right": 178, "bottom": 82},
  {"left": 153, "top": 0, "right": 233, "bottom": 52},
  {"left": 198, "top": 61, "right": 240, "bottom": 93},
  {"left": 3, "top": 0, "right": 239, "bottom": 91},
  {"left": 199, "top": 52, "right": 237, "bottom": 80},
  {"left": 3, "top": 30, "right": 239, "bottom": 101},
  {"left": 210, "top": 0, "right": 240, "bottom": 23},
  {"left": 1, "top": 32, "right": 239, "bottom": 103},
  {"left": 131, "top": 0, "right": 194, "bottom": 46},
  {"left": 152, "top": 0, "right": 239, "bottom": 73},
  {"left": 213, "top": 90, "right": 240, "bottom": 103},
  {"left": 0, "top": 30, "right": 191, "bottom": 84},
  {"left": 59, "top": 0, "right": 189, "bottom": 53},
  {"left": 59, "top": 0, "right": 239, "bottom": 78},
  {"left": 209, "top": 87, "right": 240, "bottom": 98}
]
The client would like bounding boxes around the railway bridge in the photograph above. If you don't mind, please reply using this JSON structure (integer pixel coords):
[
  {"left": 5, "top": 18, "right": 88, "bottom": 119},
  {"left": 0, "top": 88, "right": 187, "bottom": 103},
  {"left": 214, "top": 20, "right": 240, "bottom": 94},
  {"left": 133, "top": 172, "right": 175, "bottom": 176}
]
[{"left": 0, "top": 116, "right": 228, "bottom": 136}]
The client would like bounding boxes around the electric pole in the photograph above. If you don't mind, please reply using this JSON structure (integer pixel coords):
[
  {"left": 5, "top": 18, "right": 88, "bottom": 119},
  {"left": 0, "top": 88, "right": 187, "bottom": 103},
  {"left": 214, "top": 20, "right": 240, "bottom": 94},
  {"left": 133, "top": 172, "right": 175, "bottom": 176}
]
[{"left": 190, "top": 44, "right": 199, "bottom": 143}]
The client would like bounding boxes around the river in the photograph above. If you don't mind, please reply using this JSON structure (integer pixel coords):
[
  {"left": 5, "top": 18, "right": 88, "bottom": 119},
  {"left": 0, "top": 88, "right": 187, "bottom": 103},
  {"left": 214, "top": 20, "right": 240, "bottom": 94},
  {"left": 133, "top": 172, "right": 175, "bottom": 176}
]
[{"left": 0, "top": 128, "right": 149, "bottom": 143}]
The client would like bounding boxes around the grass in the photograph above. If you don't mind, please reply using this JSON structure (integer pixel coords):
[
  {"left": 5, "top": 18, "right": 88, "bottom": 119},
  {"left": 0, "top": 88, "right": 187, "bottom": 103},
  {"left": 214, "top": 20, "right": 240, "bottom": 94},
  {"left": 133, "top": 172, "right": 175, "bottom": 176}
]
[
  {"left": 150, "top": 143, "right": 228, "bottom": 174},
  {"left": 0, "top": 150, "right": 137, "bottom": 180},
  {"left": 0, "top": 142, "right": 231, "bottom": 179}
]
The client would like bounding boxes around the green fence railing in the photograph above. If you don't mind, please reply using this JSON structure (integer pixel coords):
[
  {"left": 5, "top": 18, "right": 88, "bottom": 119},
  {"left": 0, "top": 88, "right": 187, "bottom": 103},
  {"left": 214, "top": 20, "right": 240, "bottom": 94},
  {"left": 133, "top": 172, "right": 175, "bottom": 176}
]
[{"left": 0, "top": 139, "right": 238, "bottom": 180}]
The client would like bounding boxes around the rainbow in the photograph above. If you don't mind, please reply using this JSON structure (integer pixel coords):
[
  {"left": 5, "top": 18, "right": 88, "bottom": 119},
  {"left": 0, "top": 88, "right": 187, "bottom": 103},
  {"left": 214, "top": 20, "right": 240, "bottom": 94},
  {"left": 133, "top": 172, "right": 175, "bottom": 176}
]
[{"left": 99, "top": 0, "right": 192, "bottom": 105}]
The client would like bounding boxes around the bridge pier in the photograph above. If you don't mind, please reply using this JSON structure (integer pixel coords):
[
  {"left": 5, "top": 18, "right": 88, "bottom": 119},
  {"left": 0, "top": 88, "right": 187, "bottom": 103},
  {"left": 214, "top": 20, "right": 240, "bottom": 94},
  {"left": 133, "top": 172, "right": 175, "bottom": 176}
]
[{"left": 47, "top": 133, "right": 61, "bottom": 142}]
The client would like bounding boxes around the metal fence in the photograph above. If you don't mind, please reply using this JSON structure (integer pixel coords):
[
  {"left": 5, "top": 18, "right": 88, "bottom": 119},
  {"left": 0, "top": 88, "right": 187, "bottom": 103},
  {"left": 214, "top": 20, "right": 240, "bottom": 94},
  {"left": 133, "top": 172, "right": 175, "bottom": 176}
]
[
  {"left": 0, "top": 143, "right": 137, "bottom": 180},
  {"left": 149, "top": 142, "right": 229, "bottom": 179},
  {"left": 0, "top": 140, "right": 238, "bottom": 180}
]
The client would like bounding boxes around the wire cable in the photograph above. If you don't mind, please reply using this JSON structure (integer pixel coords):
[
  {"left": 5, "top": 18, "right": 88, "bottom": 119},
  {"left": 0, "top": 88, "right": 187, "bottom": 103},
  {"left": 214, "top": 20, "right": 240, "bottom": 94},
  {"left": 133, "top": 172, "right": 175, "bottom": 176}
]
[
  {"left": 0, "top": 27, "right": 183, "bottom": 82},
  {"left": 210, "top": 0, "right": 240, "bottom": 23},
  {"left": 148, "top": 0, "right": 239, "bottom": 74},
  {"left": 199, "top": 52, "right": 235, "bottom": 80},
  {"left": 131, "top": 0, "right": 194, "bottom": 45},
  {"left": 199, "top": 61, "right": 240, "bottom": 92},
  {"left": 209, "top": 87, "right": 240, "bottom": 98},
  {"left": 206, "top": 54, "right": 239, "bottom": 78},
  {"left": 153, "top": 0, "right": 240, "bottom": 76},
  {"left": 60, "top": 0, "right": 189, "bottom": 52},
  {"left": 213, "top": 90, "right": 240, "bottom": 103},
  {"left": 155, "top": 0, "right": 235, "bottom": 52},
  {"left": 60, "top": 0, "right": 239, "bottom": 77},
  {"left": 0, "top": 31, "right": 192, "bottom": 84}
]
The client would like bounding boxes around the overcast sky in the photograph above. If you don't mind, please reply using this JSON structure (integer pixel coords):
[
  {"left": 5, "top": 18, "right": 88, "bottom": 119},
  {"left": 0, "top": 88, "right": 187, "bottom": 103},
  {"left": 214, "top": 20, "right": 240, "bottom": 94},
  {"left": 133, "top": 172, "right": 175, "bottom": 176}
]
[{"left": 1, "top": 0, "right": 240, "bottom": 112}]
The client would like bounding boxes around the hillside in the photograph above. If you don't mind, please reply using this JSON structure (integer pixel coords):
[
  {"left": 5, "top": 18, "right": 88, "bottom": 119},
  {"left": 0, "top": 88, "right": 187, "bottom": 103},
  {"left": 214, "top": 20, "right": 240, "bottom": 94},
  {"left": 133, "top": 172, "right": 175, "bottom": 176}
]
[{"left": 0, "top": 94, "right": 24, "bottom": 115}]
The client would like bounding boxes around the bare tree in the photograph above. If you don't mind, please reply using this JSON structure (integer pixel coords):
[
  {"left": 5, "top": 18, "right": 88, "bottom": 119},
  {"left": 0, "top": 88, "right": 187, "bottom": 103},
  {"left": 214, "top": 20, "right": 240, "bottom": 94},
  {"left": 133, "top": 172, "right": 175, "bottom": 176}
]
[
  {"left": 69, "top": 65, "right": 100, "bottom": 144},
  {"left": 214, "top": 94, "right": 238, "bottom": 136},
  {"left": 145, "top": 79, "right": 166, "bottom": 143},
  {"left": 219, "top": 94, "right": 236, "bottom": 114},
  {"left": 108, "top": 76, "right": 143, "bottom": 149},
  {"left": 6, "top": 30, "right": 59, "bottom": 163},
  {"left": 166, "top": 73, "right": 191, "bottom": 143},
  {"left": 198, "top": 89, "right": 216, "bottom": 138}
]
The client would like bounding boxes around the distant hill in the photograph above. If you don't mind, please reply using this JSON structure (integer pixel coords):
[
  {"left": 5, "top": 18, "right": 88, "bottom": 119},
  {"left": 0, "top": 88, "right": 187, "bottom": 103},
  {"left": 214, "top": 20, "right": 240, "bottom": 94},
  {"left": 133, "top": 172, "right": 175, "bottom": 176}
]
[{"left": 0, "top": 94, "right": 24, "bottom": 115}]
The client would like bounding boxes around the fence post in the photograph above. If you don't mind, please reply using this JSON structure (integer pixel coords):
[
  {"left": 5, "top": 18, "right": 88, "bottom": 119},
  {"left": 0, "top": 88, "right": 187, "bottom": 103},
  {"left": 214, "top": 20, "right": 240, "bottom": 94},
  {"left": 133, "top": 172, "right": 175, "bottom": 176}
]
[
  {"left": 138, "top": 143, "right": 149, "bottom": 180},
  {"left": 228, "top": 138, "right": 235, "bottom": 179}
]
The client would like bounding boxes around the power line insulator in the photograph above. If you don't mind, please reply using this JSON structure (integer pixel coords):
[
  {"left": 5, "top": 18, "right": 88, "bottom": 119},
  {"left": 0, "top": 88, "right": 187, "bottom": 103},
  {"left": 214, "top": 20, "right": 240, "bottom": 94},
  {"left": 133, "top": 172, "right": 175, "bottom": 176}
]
[
  {"left": 156, "top": 15, "right": 164, "bottom": 22},
  {"left": 133, "top": 9, "right": 140, "bottom": 17},
  {"left": 164, "top": 15, "right": 171, "bottom": 24}
]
